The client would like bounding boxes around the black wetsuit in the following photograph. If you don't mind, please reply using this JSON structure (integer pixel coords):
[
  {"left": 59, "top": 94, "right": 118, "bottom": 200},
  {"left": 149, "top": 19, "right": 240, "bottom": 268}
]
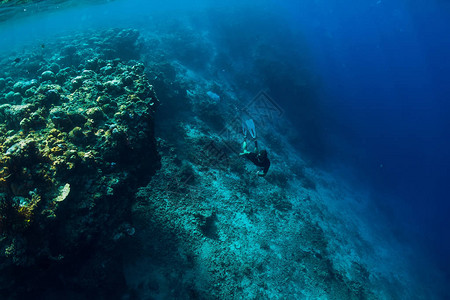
[{"left": 243, "top": 152, "right": 271, "bottom": 176}]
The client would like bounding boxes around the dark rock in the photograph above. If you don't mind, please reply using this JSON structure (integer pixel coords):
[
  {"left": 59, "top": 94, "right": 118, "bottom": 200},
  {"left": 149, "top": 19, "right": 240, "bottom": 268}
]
[
  {"left": 62, "top": 45, "right": 77, "bottom": 56},
  {"left": 84, "top": 58, "right": 99, "bottom": 71},
  {"left": 49, "top": 63, "right": 60, "bottom": 73},
  {"left": 40, "top": 70, "right": 55, "bottom": 83},
  {"left": 44, "top": 89, "right": 61, "bottom": 106},
  {"left": 49, "top": 107, "right": 74, "bottom": 131},
  {"left": 70, "top": 76, "right": 83, "bottom": 90},
  {"left": 5, "top": 91, "right": 22, "bottom": 104}
]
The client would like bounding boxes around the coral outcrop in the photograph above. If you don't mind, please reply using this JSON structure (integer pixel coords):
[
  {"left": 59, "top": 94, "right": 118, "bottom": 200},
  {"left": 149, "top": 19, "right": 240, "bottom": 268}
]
[{"left": 0, "top": 29, "right": 160, "bottom": 297}]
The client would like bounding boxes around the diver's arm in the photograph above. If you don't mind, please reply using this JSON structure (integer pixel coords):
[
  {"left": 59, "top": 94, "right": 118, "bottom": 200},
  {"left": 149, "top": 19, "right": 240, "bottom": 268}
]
[
  {"left": 257, "top": 161, "right": 270, "bottom": 177},
  {"left": 256, "top": 167, "right": 267, "bottom": 177}
]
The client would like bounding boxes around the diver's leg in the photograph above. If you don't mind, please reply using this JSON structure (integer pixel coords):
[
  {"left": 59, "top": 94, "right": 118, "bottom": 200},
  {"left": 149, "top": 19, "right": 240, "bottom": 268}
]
[{"left": 240, "top": 138, "right": 250, "bottom": 155}]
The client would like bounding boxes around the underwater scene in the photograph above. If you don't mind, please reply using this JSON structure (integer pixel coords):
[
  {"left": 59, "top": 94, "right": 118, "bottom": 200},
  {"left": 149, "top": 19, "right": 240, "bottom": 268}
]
[{"left": 0, "top": 0, "right": 449, "bottom": 299}]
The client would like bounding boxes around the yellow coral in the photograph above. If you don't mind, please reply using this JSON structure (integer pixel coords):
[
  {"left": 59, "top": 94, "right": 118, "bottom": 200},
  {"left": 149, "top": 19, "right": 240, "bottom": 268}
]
[{"left": 15, "top": 193, "right": 41, "bottom": 229}]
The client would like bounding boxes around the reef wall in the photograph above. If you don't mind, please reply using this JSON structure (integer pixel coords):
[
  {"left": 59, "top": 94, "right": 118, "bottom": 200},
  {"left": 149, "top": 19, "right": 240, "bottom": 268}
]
[{"left": 0, "top": 29, "right": 160, "bottom": 298}]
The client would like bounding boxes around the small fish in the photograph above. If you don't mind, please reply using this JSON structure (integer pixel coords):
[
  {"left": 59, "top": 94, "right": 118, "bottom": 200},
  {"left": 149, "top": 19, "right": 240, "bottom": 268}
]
[
  {"left": 41, "top": 44, "right": 45, "bottom": 49},
  {"left": 13, "top": 57, "right": 21, "bottom": 63}
]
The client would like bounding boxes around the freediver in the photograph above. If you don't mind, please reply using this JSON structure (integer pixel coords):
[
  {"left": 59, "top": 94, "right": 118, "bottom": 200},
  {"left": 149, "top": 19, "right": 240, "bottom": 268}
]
[{"left": 239, "top": 119, "right": 270, "bottom": 177}]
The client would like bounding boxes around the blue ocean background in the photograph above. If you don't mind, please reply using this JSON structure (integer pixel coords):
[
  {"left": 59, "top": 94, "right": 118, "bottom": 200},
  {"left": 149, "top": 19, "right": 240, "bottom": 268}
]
[
  {"left": 284, "top": 0, "right": 450, "bottom": 276},
  {"left": 287, "top": 0, "right": 450, "bottom": 280},
  {"left": 1, "top": 0, "right": 449, "bottom": 297}
]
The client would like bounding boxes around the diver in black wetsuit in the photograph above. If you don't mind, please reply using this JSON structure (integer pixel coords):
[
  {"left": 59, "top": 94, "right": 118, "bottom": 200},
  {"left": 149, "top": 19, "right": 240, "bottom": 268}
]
[{"left": 240, "top": 138, "right": 270, "bottom": 177}]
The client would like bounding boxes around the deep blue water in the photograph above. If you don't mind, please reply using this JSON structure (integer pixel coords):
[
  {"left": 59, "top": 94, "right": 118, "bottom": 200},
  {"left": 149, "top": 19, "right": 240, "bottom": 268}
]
[
  {"left": 1, "top": 0, "right": 449, "bottom": 295},
  {"left": 278, "top": 0, "right": 450, "bottom": 280}
]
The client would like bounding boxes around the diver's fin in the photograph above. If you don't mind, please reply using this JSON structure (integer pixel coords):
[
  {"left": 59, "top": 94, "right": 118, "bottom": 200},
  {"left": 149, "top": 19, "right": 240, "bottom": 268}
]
[
  {"left": 245, "top": 119, "right": 256, "bottom": 139},
  {"left": 242, "top": 120, "right": 248, "bottom": 137}
]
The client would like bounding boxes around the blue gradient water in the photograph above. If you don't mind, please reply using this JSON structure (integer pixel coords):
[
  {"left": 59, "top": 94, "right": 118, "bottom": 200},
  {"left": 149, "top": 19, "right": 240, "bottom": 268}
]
[
  {"left": 280, "top": 0, "right": 450, "bottom": 279},
  {"left": 1, "top": 0, "right": 449, "bottom": 296}
]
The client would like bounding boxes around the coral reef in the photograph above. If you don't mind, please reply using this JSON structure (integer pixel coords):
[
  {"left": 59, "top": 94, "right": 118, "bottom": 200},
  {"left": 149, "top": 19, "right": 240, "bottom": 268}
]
[{"left": 0, "top": 29, "right": 160, "bottom": 297}]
